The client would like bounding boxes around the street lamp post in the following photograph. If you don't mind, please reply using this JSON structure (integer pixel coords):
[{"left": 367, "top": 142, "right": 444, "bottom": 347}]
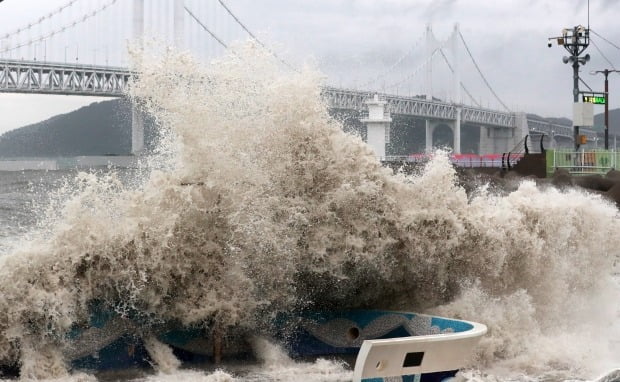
[
  {"left": 548, "top": 25, "right": 591, "bottom": 151},
  {"left": 591, "top": 69, "right": 620, "bottom": 150}
]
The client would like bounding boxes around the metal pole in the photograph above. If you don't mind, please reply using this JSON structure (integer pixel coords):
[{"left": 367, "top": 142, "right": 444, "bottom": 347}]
[
  {"left": 605, "top": 70, "right": 609, "bottom": 149},
  {"left": 573, "top": 52, "right": 580, "bottom": 151}
]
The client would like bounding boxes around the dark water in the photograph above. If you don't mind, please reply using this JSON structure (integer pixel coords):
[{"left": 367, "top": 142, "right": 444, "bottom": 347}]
[
  {"left": 0, "top": 169, "right": 145, "bottom": 254},
  {"left": 0, "top": 170, "right": 69, "bottom": 250}
]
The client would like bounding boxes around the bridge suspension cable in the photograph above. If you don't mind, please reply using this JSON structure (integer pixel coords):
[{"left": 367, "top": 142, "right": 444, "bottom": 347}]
[
  {"left": 590, "top": 38, "right": 617, "bottom": 70},
  {"left": 0, "top": 0, "right": 118, "bottom": 54},
  {"left": 184, "top": 6, "right": 228, "bottom": 49},
  {"left": 438, "top": 48, "right": 482, "bottom": 108},
  {"left": 357, "top": 35, "right": 425, "bottom": 88},
  {"left": 590, "top": 29, "right": 620, "bottom": 51},
  {"left": 1, "top": 0, "right": 78, "bottom": 40},
  {"left": 214, "top": 0, "right": 297, "bottom": 72},
  {"left": 382, "top": 34, "right": 453, "bottom": 92},
  {"left": 384, "top": 47, "right": 443, "bottom": 91},
  {"left": 457, "top": 30, "right": 510, "bottom": 112}
]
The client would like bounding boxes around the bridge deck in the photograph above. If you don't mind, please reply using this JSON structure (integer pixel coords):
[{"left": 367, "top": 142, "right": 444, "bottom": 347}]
[
  {"left": 321, "top": 86, "right": 515, "bottom": 128},
  {"left": 0, "top": 59, "right": 130, "bottom": 97}
]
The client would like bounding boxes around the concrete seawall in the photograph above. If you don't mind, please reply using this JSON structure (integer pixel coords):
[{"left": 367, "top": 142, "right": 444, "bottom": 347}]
[{"left": 0, "top": 156, "right": 138, "bottom": 171}]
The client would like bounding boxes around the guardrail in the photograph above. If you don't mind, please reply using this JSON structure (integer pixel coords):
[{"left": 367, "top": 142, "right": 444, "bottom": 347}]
[
  {"left": 546, "top": 149, "right": 618, "bottom": 176},
  {"left": 381, "top": 154, "right": 506, "bottom": 168}
]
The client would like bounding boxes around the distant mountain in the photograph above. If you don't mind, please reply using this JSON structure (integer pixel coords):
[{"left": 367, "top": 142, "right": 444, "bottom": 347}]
[
  {"left": 528, "top": 109, "right": 620, "bottom": 134},
  {"left": 526, "top": 113, "right": 573, "bottom": 127},
  {"left": 593, "top": 109, "right": 620, "bottom": 135},
  {"left": 0, "top": 99, "right": 158, "bottom": 158},
  {"left": 0, "top": 99, "right": 131, "bottom": 157}
]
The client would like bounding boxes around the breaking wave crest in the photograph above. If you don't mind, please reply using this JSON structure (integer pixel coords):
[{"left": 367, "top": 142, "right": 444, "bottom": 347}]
[{"left": 0, "top": 43, "right": 617, "bottom": 380}]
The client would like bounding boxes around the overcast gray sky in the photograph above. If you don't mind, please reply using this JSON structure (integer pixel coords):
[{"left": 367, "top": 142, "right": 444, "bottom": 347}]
[{"left": 1, "top": 0, "right": 619, "bottom": 135}]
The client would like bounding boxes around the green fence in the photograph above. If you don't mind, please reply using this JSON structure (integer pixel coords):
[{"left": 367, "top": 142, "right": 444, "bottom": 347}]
[{"left": 546, "top": 149, "right": 619, "bottom": 177}]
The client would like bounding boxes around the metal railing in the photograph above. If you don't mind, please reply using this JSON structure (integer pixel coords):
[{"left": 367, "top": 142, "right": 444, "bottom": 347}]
[
  {"left": 547, "top": 149, "right": 618, "bottom": 176},
  {"left": 380, "top": 154, "right": 505, "bottom": 168}
]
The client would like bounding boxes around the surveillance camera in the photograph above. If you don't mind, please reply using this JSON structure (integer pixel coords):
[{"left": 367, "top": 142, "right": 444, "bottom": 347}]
[{"left": 548, "top": 41, "right": 552, "bottom": 48}]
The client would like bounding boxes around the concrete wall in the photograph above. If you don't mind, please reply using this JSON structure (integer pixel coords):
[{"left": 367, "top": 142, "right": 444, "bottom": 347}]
[
  {"left": 0, "top": 160, "right": 58, "bottom": 171},
  {"left": 0, "top": 156, "right": 138, "bottom": 171},
  {"left": 59, "top": 156, "right": 138, "bottom": 169}
]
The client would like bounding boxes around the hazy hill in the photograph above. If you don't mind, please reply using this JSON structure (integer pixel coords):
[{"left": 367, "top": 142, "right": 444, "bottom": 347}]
[
  {"left": 528, "top": 109, "right": 620, "bottom": 135},
  {"left": 593, "top": 109, "right": 620, "bottom": 135},
  {"left": 0, "top": 99, "right": 135, "bottom": 157}
]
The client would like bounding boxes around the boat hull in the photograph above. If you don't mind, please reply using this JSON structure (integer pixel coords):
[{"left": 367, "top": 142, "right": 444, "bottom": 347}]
[{"left": 63, "top": 309, "right": 487, "bottom": 381}]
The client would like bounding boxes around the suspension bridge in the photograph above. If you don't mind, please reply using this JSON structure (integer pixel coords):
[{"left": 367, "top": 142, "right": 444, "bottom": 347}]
[{"left": 0, "top": 0, "right": 612, "bottom": 158}]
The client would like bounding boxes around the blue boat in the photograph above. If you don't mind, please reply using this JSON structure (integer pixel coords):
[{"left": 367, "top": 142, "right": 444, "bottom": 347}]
[{"left": 62, "top": 308, "right": 487, "bottom": 382}]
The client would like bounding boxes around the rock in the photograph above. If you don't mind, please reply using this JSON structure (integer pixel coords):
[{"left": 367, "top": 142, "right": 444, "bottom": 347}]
[
  {"left": 607, "top": 182, "right": 620, "bottom": 206},
  {"left": 574, "top": 175, "right": 616, "bottom": 192},
  {"left": 551, "top": 168, "right": 574, "bottom": 189},
  {"left": 606, "top": 169, "right": 620, "bottom": 181}
]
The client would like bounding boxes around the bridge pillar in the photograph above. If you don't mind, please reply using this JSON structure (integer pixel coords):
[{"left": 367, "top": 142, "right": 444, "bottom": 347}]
[
  {"left": 514, "top": 112, "right": 529, "bottom": 148},
  {"left": 426, "top": 120, "right": 455, "bottom": 152},
  {"left": 361, "top": 94, "right": 391, "bottom": 159},
  {"left": 454, "top": 107, "right": 461, "bottom": 154},
  {"left": 131, "top": 104, "right": 145, "bottom": 155},
  {"left": 425, "top": 120, "right": 433, "bottom": 153},
  {"left": 478, "top": 114, "right": 526, "bottom": 155},
  {"left": 426, "top": 120, "right": 463, "bottom": 152},
  {"left": 478, "top": 126, "right": 495, "bottom": 155}
]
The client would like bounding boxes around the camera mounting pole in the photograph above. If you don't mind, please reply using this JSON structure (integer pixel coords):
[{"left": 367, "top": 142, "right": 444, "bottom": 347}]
[{"left": 548, "top": 26, "right": 591, "bottom": 150}]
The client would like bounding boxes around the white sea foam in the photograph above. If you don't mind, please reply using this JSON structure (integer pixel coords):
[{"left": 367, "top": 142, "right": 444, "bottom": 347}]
[{"left": 0, "top": 42, "right": 617, "bottom": 381}]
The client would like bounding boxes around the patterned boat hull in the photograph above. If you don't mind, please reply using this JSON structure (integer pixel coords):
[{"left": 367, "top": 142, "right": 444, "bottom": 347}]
[{"left": 65, "top": 309, "right": 486, "bottom": 382}]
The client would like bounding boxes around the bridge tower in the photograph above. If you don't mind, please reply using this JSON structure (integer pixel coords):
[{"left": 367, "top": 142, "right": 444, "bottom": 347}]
[
  {"left": 130, "top": 0, "right": 185, "bottom": 155},
  {"left": 452, "top": 24, "right": 462, "bottom": 155},
  {"left": 424, "top": 24, "right": 462, "bottom": 154},
  {"left": 425, "top": 24, "right": 434, "bottom": 102},
  {"left": 361, "top": 94, "right": 392, "bottom": 159},
  {"left": 131, "top": 0, "right": 145, "bottom": 155}
]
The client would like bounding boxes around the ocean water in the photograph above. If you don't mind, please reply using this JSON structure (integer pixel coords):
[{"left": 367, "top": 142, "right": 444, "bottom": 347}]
[{"left": 0, "top": 44, "right": 617, "bottom": 381}]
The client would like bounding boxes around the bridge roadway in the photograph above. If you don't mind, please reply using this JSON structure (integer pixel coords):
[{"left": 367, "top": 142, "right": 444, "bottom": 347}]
[{"left": 0, "top": 59, "right": 600, "bottom": 142}]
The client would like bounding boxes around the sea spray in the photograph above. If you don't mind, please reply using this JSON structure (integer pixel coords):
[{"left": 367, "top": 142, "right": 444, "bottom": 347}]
[{"left": 0, "top": 43, "right": 616, "bottom": 381}]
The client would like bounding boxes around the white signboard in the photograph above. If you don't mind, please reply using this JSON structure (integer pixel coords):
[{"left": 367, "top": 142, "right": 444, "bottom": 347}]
[{"left": 573, "top": 102, "right": 594, "bottom": 126}]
